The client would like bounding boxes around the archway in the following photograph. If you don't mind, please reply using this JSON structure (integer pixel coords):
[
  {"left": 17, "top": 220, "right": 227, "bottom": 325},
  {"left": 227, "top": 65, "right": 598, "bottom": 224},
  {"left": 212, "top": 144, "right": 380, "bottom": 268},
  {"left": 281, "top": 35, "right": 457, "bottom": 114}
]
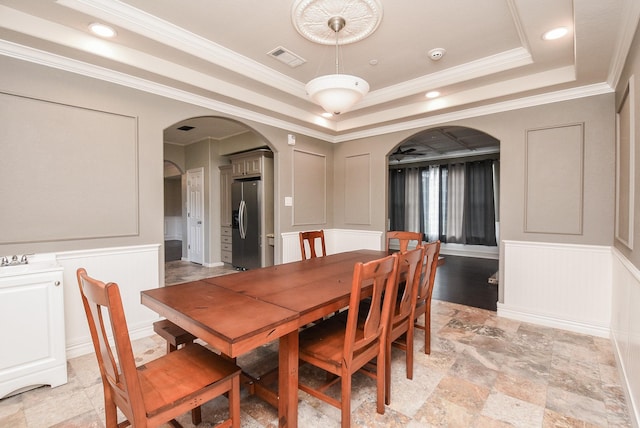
[
  {"left": 163, "top": 116, "right": 276, "bottom": 271},
  {"left": 387, "top": 125, "right": 500, "bottom": 310}
]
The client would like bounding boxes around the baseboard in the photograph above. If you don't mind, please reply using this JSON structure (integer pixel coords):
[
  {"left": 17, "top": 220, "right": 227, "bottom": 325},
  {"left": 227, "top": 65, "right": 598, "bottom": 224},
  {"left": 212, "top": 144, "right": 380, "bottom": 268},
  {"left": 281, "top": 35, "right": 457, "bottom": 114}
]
[
  {"left": 439, "top": 243, "right": 499, "bottom": 259},
  {"left": 204, "top": 261, "right": 224, "bottom": 268},
  {"left": 497, "top": 303, "right": 610, "bottom": 338}
]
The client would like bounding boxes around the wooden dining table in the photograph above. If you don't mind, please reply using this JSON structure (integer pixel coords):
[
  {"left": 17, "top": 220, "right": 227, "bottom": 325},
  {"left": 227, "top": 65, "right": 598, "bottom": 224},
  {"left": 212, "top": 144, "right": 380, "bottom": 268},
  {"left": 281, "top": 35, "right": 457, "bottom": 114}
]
[{"left": 141, "top": 249, "right": 388, "bottom": 428}]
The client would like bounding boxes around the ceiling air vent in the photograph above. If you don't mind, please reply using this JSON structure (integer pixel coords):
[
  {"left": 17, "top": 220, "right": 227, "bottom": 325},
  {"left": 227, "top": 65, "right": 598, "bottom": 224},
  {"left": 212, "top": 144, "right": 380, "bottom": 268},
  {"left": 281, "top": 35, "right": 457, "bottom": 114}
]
[{"left": 268, "top": 46, "right": 306, "bottom": 68}]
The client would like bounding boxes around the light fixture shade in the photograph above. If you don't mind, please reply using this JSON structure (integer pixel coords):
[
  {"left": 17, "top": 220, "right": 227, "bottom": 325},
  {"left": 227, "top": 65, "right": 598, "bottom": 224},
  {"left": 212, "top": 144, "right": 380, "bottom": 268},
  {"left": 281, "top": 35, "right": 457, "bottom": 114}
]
[{"left": 305, "top": 74, "right": 370, "bottom": 115}]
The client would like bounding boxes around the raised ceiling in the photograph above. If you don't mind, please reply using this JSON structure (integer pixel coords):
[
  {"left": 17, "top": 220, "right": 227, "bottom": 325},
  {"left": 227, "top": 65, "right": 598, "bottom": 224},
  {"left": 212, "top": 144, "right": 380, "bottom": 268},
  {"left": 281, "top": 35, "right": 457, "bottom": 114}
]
[{"left": 1, "top": 0, "right": 638, "bottom": 143}]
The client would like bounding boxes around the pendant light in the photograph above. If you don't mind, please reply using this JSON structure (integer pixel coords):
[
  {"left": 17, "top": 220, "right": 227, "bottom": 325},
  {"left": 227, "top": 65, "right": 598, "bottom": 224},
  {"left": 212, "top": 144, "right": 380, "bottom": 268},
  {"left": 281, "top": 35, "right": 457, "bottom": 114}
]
[{"left": 305, "top": 16, "right": 369, "bottom": 115}]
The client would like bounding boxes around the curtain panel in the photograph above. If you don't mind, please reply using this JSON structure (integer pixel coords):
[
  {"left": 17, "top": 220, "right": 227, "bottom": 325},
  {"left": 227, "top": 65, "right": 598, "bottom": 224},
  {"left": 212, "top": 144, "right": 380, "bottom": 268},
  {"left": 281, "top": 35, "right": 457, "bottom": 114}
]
[{"left": 388, "top": 158, "right": 498, "bottom": 246}]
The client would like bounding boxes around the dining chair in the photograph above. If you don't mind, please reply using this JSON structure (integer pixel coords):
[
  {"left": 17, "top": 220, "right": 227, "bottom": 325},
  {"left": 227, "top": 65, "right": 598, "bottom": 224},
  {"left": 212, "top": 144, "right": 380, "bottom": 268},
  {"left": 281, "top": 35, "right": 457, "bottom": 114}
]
[
  {"left": 386, "top": 230, "right": 423, "bottom": 253},
  {"left": 384, "top": 245, "right": 424, "bottom": 404},
  {"left": 299, "top": 230, "right": 327, "bottom": 260},
  {"left": 408, "top": 240, "right": 441, "bottom": 354},
  {"left": 297, "top": 254, "right": 399, "bottom": 428},
  {"left": 76, "top": 268, "right": 241, "bottom": 428}
]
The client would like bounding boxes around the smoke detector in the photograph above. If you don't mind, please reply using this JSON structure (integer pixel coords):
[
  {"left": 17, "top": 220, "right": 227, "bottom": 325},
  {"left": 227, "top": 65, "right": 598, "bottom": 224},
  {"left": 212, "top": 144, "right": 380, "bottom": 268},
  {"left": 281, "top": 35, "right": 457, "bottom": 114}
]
[{"left": 428, "top": 48, "right": 446, "bottom": 61}]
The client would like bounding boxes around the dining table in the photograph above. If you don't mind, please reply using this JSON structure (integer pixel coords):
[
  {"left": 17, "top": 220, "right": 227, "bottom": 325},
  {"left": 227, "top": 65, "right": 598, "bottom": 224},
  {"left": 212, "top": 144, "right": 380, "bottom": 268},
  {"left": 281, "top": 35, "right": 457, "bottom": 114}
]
[{"left": 141, "top": 249, "right": 389, "bottom": 428}]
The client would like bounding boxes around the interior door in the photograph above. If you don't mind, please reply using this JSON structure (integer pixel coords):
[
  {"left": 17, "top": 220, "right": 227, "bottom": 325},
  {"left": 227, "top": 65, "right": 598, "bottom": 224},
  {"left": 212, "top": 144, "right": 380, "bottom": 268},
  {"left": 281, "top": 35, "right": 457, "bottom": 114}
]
[{"left": 186, "top": 168, "right": 204, "bottom": 265}]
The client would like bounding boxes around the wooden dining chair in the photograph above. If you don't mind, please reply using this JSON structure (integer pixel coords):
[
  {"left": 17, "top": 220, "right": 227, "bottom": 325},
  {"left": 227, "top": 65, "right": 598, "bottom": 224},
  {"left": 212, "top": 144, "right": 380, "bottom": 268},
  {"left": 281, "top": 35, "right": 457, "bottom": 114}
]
[
  {"left": 297, "top": 254, "right": 399, "bottom": 428},
  {"left": 386, "top": 230, "right": 423, "bottom": 254},
  {"left": 76, "top": 268, "right": 241, "bottom": 428},
  {"left": 410, "top": 240, "right": 441, "bottom": 354},
  {"left": 384, "top": 245, "right": 424, "bottom": 404},
  {"left": 299, "top": 230, "right": 327, "bottom": 260}
]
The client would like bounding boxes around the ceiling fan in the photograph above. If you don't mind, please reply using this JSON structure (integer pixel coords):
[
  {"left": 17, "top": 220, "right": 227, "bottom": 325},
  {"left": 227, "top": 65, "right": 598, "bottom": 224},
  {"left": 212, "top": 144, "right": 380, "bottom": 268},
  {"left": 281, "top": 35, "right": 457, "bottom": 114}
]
[{"left": 390, "top": 146, "right": 416, "bottom": 160}]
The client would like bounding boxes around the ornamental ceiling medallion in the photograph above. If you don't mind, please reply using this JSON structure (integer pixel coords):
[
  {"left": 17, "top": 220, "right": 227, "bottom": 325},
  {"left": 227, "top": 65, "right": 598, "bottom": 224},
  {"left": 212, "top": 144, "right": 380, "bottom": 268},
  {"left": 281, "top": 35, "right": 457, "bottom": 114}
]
[{"left": 292, "top": 0, "right": 383, "bottom": 45}]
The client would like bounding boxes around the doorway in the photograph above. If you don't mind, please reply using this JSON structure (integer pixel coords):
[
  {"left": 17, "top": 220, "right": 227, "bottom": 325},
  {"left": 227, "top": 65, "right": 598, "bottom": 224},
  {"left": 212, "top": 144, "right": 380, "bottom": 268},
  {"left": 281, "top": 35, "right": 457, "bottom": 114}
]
[
  {"left": 186, "top": 167, "right": 205, "bottom": 264},
  {"left": 387, "top": 125, "right": 501, "bottom": 310},
  {"left": 163, "top": 116, "right": 276, "bottom": 268}
]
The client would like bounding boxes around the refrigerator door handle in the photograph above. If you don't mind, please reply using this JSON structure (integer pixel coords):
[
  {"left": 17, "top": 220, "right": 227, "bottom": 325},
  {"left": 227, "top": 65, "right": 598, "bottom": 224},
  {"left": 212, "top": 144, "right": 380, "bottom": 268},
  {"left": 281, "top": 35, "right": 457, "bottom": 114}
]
[{"left": 239, "top": 200, "right": 247, "bottom": 239}]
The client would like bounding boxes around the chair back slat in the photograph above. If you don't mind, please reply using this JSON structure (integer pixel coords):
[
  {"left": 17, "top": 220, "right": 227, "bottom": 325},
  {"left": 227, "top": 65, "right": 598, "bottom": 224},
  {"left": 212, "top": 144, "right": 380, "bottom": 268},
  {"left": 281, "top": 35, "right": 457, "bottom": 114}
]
[
  {"left": 417, "top": 241, "right": 441, "bottom": 302},
  {"left": 299, "top": 230, "right": 327, "bottom": 260},
  {"left": 393, "top": 246, "right": 424, "bottom": 324},
  {"left": 344, "top": 254, "right": 399, "bottom": 359},
  {"left": 386, "top": 231, "right": 423, "bottom": 253},
  {"left": 76, "top": 268, "right": 144, "bottom": 422}
]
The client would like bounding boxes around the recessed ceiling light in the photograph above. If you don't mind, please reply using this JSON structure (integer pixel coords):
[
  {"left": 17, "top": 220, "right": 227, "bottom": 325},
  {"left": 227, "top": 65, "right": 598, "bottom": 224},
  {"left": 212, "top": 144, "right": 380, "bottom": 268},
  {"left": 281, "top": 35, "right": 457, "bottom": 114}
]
[
  {"left": 89, "top": 23, "right": 117, "bottom": 38},
  {"left": 321, "top": 112, "right": 333, "bottom": 118},
  {"left": 542, "top": 27, "right": 568, "bottom": 41},
  {"left": 426, "top": 91, "right": 440, "bottom": 99}
]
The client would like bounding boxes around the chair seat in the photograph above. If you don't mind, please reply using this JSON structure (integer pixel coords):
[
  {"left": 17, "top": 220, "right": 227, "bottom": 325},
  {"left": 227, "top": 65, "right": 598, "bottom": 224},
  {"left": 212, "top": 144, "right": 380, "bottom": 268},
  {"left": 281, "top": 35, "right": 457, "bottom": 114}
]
[
  {"left": 299, "top": 317, "right": 347, "bottom": 369},
  {"left": 139, "top": 343, "right": 240, "bottom": 418}
]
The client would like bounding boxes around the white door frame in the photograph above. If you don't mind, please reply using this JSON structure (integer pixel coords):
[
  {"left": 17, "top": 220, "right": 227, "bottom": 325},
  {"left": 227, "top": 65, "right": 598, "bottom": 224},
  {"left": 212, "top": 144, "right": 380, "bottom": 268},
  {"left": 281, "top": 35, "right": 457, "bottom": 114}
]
[{"left": 186, "top": 168, "right": 204, "bottom": 265}]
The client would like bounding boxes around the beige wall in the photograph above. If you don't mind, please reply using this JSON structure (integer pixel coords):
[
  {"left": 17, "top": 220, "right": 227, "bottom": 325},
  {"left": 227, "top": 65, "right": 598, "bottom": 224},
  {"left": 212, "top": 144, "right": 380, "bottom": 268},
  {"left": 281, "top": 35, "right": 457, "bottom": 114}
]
[
  {"left": 0, "top": 55, "right": 333, "bottom": 271},
  {"left": 334, "top": 95, "right": 615, "bottom": 242},
  {"left": 163, "top": 179, "right": 181, "bottom": 217},
  {"left": 614, "top": 23, "right": 640, "bottom": 268},
  {"left": 333, "top": 94, "right": 616, "bottom": 301}
]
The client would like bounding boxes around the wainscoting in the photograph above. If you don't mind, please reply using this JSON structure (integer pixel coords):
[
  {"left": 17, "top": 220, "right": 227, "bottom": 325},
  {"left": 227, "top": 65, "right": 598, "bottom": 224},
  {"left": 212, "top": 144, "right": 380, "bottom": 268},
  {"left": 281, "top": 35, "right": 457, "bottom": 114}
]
[
  {"left": 55, "top": 244, "right": 161, "bottom": 358},
  {"left": 611, "top": 249, "right": 640, "bottom": 426},
  {"left": 281, "top": 229, "right": 383, "bottom": 263},
  {"left": 499, "top": 240, "right": 611, "bottom": 337},
  {"left": 499, "top": 241, "right": 638, "bottom": 426}
]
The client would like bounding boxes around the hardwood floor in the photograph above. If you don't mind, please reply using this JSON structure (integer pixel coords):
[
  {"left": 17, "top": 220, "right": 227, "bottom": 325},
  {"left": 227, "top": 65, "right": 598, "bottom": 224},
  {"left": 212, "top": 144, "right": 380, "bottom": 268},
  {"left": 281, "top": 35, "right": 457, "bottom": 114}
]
[{"left": 433, "top": 254, "right": 499, "bottom": 311}]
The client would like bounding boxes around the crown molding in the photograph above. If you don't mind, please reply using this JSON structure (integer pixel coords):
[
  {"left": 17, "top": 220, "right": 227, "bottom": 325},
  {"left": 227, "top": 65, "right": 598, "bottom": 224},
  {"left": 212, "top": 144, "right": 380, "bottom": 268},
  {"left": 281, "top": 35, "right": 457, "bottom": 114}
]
[
  {"left": 357, "top": 47, "right": 532, "bottom": 110},
  {"left": 607, "top": 0, "right": 640, "bottom": 89},
  {"left": 0, "top": 39, "right": 613, "bottom": 146},
  {"left": 57, "top": 0, "right": 307, "bottom": 98},
  {"left": 334, "top": 82, "right": 613, "bottom": 143},
  {"left": 0, "top": 40, "right": 336, "bottom": 142}
]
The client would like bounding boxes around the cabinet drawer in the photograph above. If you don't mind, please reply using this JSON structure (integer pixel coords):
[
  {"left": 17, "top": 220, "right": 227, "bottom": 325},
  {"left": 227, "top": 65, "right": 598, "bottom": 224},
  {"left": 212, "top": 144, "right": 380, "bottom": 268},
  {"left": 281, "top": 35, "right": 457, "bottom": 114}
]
[
  {"left": 221, "top": 251, "right": 232, "bottom": 263},
  {"left": 221, "top": 235, "right": 232, "bottom": 244},
  {"left": 221, "top": 243, "right": 232, "bottom": 252},
  {"left": 221, "top": 226, "right": 232, "bottom": 236}
]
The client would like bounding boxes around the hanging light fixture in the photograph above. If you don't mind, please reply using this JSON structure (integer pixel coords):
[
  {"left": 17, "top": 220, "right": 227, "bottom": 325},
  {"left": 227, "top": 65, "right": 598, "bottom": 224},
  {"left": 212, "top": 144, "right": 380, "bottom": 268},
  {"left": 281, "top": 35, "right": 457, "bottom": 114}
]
[
  {"left": 292, "top": 0, "right": 382, "bottom": 115},
  {"left": 305, "top": 16, "right": 369, "bottom": 115}
]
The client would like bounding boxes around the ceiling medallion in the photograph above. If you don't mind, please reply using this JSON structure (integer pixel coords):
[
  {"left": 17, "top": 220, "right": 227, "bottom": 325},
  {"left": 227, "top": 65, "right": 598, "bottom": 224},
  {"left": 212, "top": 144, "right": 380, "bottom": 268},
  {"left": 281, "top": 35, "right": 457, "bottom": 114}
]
[{"left": 292, "top": 0, "right": 383, "bottom": 45}]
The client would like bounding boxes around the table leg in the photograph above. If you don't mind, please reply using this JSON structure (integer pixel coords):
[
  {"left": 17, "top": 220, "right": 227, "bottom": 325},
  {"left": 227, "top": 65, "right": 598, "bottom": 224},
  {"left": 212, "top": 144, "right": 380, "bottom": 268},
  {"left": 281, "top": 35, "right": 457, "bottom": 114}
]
[{"left": 278, "top": 329, "right": 299, "bottom": 428}]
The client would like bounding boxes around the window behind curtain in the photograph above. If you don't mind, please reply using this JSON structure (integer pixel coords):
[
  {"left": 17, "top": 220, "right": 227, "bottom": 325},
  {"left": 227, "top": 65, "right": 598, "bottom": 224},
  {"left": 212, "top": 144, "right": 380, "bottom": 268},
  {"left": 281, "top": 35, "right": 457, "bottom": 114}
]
[{"left": 389, "top": 158, "right": 498, "bottom": 246}]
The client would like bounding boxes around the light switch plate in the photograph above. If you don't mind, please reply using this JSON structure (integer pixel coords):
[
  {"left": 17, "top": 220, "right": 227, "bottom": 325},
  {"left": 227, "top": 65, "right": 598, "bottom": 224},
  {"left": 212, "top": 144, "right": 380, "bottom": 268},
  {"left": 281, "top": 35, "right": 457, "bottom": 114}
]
[{"left": 284, "top": 196, "right": 293, "bottom": 206}]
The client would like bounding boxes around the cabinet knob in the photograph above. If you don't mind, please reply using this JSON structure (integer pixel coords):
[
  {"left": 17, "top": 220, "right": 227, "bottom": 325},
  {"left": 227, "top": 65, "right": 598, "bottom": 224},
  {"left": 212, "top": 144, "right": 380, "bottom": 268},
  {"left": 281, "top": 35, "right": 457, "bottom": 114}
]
[{"left": 54, "top": 281, "right": 61, "bottom": 287}]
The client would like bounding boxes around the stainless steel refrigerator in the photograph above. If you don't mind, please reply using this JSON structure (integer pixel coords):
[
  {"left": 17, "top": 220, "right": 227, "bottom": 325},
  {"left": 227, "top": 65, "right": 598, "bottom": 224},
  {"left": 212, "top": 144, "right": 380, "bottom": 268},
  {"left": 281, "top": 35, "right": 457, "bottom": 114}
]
[{"left": 231, "top": 179, "right": 261, "bottom": 270}]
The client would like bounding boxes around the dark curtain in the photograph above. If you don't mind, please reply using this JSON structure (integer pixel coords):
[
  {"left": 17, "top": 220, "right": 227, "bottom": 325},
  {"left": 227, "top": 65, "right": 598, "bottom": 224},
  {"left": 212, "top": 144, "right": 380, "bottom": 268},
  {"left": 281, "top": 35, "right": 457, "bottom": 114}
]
[
  {"left": 462, "top": 160, "right": 497, "bottom": 245},
  {"left": 389, "top": 169, "right": 405, "bottom": 231}
]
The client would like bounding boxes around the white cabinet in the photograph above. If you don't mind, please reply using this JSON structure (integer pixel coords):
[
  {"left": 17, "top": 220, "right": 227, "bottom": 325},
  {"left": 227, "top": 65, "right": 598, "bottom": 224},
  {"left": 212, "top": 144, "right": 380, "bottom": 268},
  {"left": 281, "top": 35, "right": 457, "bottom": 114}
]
[
  {"left": 220, "top": 165, "right": 233, "bottom": 264},
  {"left": 0, "top": 259, "right": 67, "bottom": 398},
  {"left": 230, "top": 152, "right": 263, "bottom": 178},
  {"left": 221, "top": 226, "right": 232, "bottom": 263}
]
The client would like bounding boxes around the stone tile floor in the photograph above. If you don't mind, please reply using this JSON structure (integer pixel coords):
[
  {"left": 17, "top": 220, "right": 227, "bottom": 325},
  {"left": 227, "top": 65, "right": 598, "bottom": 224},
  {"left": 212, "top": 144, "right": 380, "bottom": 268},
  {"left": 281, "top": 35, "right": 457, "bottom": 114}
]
[{"left": 0, "top": 261, "right": 631, "bottom": 427}]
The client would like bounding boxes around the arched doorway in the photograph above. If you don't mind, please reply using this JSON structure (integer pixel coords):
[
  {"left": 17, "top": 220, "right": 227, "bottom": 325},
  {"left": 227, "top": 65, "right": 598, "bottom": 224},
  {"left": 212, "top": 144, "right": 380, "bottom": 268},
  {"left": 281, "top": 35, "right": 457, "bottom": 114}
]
[
  {"left": 163, "top": 116, "right": 276, "bottom": 273},
  {"left": 387, "top": 125, "right": 501, "bottom": 310}
]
